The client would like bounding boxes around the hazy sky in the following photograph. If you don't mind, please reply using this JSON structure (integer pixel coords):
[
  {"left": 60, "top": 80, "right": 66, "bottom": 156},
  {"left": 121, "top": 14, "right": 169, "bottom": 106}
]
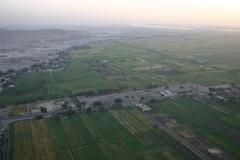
[{"left": 1, "top": 0, "right": 240, "bottom": 27}]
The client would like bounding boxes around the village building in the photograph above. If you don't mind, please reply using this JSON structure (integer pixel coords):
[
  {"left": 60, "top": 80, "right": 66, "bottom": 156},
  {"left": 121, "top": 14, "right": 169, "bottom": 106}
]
[
  {"left": 135, "top": 103, "right": 151, "bottom": 112},
  {"left": 161, "top": 90, "right": 173, "bottom": 98}
]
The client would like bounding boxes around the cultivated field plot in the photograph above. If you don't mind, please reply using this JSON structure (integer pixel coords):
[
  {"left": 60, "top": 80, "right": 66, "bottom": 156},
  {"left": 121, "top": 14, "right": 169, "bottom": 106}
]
[
  {"left": 9, "top": 98, "right": 240, "bottom": 160},
  {"left": 1, "top": 30, "right": 240, "bottom": 105},
  {"left": 149, "top": 98, "right": 240, "bottom": 159},
  {"left": 9, "top": 110, "right": 200, "bottom": 160}
]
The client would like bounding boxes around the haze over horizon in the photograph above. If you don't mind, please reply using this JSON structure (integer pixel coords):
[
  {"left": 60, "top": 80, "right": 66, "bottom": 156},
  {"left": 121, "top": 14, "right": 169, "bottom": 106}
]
[{"left": 1, "top": 0, "right": 240, "bottom": 28}]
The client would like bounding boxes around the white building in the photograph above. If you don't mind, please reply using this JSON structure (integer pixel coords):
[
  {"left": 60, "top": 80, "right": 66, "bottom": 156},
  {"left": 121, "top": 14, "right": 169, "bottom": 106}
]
[
  {"left": 161, "top": 90, "right": 173, "bottom": 98},
  {"left": 136, "top": 103, "right": 151, "bottom": 112}
]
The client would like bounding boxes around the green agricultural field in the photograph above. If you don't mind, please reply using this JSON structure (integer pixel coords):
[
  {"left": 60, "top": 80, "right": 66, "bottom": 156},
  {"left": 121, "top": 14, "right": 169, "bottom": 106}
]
[
  {"left": 9, "top": 110, "right": 201, "bottom": 160},
  {"left": 149, "top": 98, "right": 240, "bottom": 159},
  {"left": 9, "top": 97, "right": 240, "bottom": 160},
  {"left": 9, "top": 120, "right": 56, "bottom": 160},
  {"left": 1, "top": 31, "right": 240, "bottom": 105}
]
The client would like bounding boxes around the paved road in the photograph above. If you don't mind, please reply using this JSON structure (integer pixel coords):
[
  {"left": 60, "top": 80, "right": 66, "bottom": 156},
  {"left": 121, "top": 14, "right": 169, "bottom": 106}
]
[
  {"left": 0, "top": 83, "right": 210, "bottom": 131},
  {"left": 77, "top": 83, "right": 209, "bottom": 107},
  {"left": 0, "top": 112, "right": 54, "bottom": 132},
  {"left": 0, "top": 108, "right": 81, "bottom": 131}
]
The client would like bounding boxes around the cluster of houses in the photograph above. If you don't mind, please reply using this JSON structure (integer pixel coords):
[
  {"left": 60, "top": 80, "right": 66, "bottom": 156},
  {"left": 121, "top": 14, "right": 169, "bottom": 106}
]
[
  {"left": 160, "top": 90, "right": 174, "bottom": 98},
  {"left": 0, "top": 74, "right": 15, "bottom": 93},
  {"left": 27, "top": 88, "right": 177, "bottom": 114},
  {"left": 30, "top": 98, "right": 74, "bottom": 114},
  {"left": 193, "top": 58, "right": 208, "bottom": 65},
  {"left": 25, "top": 50, "right": 68, "bottom": 73},
  {"left": 208, "top": 83, "right": 240, "bottom": 102},
  {"left": 24, "top": 82, "right": 215, "bottom": 116},
  {"left": 7, "top": 82, "right": 240, "bottom": 119},
  {"left": 0, "top": 49, "right": 70, "bottom": 94}
]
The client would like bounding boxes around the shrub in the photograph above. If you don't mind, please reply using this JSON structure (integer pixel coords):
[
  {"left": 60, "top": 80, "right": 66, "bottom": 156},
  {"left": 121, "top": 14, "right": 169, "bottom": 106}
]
[
  {"left": 93, "top": 101, "right": 103, "bottom": 106},
  {"left": 40, "top": 107, "right": 47, "bottom": 113},
  {"left": 114, "top": 98, "right": 122, "bottom": 104},
  {"left": 35, "top": 115, "right": 43, "bottom": 119}
]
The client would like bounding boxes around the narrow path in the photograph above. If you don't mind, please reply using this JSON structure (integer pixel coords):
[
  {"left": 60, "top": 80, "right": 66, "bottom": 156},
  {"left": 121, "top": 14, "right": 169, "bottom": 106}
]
[{"left": 49, "top": 69, "right": 55, "bottom": 84}]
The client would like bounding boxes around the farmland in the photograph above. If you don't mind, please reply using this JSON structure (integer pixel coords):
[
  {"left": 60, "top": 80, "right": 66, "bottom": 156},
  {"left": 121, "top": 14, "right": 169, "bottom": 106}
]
[
  {"left": 149, "top": 98, "right": 240, "bottom": 159},
  {"left": 1, "top": 30, "right": 240, "bottom": 105},
  {"left": 2, "top": 29, "right": 240, "bottom": 160},
  {"left": 9, "top": 98, "right": 240, "bottom": 160},
  {"left": 10, "top": 108, "right": 200, "bottom": 160}
]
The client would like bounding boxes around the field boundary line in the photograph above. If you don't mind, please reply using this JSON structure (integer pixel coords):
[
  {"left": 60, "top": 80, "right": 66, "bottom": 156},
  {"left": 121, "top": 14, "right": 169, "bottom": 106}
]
[
  {"left": 170, "top": 101, "right": 186, "bottom": 110},
  {"left": 110, "top": 110, "right": 139, "bottom": 135},
  {"left": 69, "top": 149, "right": 74, "bottom": 160},
  {"left": 146, "top": 114, "right": 213, "bottom": 160}
]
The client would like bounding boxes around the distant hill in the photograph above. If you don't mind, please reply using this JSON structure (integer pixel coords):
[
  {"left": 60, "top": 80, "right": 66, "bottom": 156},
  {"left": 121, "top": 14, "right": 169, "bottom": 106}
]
[
  {"left": 0, "top": 29, "right": 90, "bottom": 45},
  {"left": 0, "top": 29, "right": 15, "bottom": 44}
]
